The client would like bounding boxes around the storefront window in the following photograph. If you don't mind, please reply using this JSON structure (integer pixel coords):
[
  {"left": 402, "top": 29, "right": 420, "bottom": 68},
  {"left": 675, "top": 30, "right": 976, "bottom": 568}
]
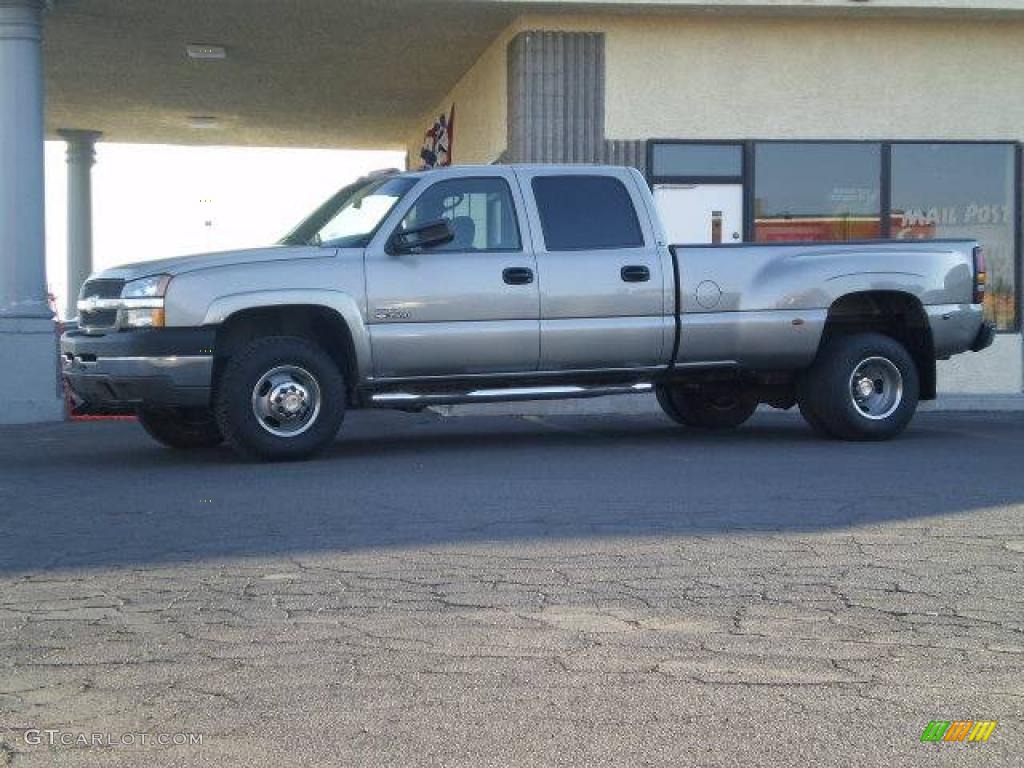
[
  {"left": 754, "top": 143, "right": 882, "bottom": 242},
  {"left": 891, "top": 143, "right": 1018, "bottom": 331},
  {"left": 651, "top": 143, "right": 743, "bottom": 178}
]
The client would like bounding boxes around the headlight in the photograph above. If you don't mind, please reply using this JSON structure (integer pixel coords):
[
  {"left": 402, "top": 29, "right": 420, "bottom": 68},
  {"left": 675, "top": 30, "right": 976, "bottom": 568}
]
[
  {"left": 119, "top": 274, "right": 170, "bottom": 328},
  {"left": 76, "top": 274, "right": 171, "bottom": 328},
  {"left": 121, "top": 274, "right": 171, "bottom": 299},
  {"left": 120, "top": 308, "right": 166, "bottom": 328}
]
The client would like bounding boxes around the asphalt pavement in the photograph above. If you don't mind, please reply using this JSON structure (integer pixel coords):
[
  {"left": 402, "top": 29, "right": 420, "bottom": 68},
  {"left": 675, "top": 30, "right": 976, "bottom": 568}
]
[{"left": 0, "top": 408, "right": 1022, "bottom": 767}]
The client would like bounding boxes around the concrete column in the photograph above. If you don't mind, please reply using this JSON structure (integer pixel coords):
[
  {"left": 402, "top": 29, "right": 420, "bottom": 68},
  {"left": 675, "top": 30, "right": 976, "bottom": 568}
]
[
  {"left": 0, "top": 0, "right": 63, "bottom": 423},
  {"left": 0, "top": 0, "right": 48, "bottom": 318},
  {"left": 505, "top": 30, "right": 645, "bottom": 173},
  {"left": 58, "top": 129, "right": 101, "bottom": 319}
]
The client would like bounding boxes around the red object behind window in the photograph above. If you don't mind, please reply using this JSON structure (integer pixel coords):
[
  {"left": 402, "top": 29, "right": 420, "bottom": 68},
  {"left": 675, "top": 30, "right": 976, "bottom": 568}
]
[{"left": 973, "top": 246, "right": 987, "bottom": 305}]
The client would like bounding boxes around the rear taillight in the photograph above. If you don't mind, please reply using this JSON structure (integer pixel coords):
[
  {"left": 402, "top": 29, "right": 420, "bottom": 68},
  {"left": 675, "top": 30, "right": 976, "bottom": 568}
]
[{"left": 973, "top": 246, "right": 987, "bottom": 305}]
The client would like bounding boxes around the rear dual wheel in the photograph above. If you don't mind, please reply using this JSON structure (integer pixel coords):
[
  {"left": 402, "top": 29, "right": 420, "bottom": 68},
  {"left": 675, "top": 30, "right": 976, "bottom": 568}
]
[
  {"left": 797, "top": 333, "right": 919, "bottom": 441},
  {"left": 656, "top": 384, "right": 758, "bottom": 430}
]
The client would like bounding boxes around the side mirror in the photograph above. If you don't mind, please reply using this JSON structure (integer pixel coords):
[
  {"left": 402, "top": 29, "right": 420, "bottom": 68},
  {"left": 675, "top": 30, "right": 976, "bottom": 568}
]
[{"left": 391, "top": 219, "right": 454, "bottom": 254}]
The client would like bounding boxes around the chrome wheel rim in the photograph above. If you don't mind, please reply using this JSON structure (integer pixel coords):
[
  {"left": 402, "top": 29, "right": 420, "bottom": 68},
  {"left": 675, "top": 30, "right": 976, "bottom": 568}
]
[
  {"left": 849, "top": 356, "right": 903, "bottom": 421},
  {"left": 251, "top": 365, "right": 321, "bottom": 437}
]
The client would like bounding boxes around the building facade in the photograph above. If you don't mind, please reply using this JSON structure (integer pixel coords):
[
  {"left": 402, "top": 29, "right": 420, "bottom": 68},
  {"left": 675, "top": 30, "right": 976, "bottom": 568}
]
[{"left": 407, "top": 11, "right": 1024, "bottom": 394}]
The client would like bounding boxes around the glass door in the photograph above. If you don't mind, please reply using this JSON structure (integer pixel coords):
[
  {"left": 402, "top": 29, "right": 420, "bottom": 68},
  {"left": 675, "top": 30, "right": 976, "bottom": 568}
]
[{"left": 653, "top": 184, "right": 744, "bottom": 245}]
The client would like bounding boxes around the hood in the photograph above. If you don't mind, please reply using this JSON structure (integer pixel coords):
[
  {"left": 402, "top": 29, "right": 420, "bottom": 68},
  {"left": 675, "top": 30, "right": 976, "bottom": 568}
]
[{"left": 97, "top": 246, "right": 330, "bottom": 281}]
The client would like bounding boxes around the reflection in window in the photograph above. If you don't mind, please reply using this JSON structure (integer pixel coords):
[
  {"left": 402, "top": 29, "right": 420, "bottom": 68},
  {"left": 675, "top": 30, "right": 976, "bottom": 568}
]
[
  {"left": 651, "top": 143, "right": 743, "bottom": 178},
  {"left": 400, "top": 177, "right": 521, "bottom": 252},
  {"left": 754, "top": 143, "right": 882, "bottom": 242},
  {"left": 891, "top": 143, "right": 1017, "bottom": 331},
  {"left": 308, "top": 177, "right": 415, "bottom": 248}
]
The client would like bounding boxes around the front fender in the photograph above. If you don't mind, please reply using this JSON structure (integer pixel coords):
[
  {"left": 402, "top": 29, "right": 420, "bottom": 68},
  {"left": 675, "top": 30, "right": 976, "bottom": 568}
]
[{"left": 202, "top": 289, "right": 372, "bottom": 382}]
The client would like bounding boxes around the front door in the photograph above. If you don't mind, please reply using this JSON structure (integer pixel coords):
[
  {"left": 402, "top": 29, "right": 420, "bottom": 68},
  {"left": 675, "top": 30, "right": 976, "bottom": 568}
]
[
  {"left": 653, "top": 184, "right": 744, "bottom": 244},
  {"left": 364, "top": 172, "right": 540, "bottom": 379}
]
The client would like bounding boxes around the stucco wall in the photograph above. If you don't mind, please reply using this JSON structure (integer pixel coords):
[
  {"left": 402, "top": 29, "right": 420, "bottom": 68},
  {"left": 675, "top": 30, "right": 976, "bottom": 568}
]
[
  {"left": 937, "top": 334, "right": 1022, "bottom": 394},
  {"left": 491, "top": 13, "right": 1024, "bottom": 143},
  {"left": 405, "top": 25, "right": 519, "bottom": 167},
  {"left": 610, "top": 16, "right": 1024, "bottom": 141},
  {"left": 408, "top": 11, "right": 1024, "bottom": 160}
]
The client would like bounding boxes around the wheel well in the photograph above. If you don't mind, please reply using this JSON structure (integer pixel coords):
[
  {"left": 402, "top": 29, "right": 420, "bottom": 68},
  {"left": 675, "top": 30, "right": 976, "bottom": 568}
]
[
  {"left": 822, "top": 291, "right": 936, "bottom": 400},
  {"left": 213, "top": 305, "right": 358, "bottom": 402}
]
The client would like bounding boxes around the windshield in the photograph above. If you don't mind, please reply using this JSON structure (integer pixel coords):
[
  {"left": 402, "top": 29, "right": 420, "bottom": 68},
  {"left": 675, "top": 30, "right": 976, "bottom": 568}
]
[{"left": 279, "top": 175, "right": 416, "bottom": 248}]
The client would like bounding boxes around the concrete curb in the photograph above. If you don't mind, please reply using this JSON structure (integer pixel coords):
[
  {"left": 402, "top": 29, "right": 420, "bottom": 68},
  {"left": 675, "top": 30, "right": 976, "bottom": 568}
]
[
  {"left": 431, "top": 392, "right": 1024, "bottom": 418},
  {"left": 918, "top": 394, "right": 1024, "bottom": 412}
]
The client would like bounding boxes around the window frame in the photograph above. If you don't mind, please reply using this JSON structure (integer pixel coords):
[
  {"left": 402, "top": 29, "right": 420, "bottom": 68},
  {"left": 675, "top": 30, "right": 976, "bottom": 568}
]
[
  {"left": 387, "top": 175, "right": 524, "bottom": 255},
  {"left": 646, "top": 138, "right": 1023, "bottom": 333},
  {"left": 647, "top": 139, "right": 746, "bottom": 186},
  {"left": 530, "top": 174, "right": 647, "bottom": 253}
]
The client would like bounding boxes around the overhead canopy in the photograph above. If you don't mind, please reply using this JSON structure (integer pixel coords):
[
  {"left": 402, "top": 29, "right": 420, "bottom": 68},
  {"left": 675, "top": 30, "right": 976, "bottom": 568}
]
[
  {"left": 44, "top": 0, "right": 519, "bottom": 149},
  {"left": 44, "top": 0, "right": 1024, "bottom": 149}
]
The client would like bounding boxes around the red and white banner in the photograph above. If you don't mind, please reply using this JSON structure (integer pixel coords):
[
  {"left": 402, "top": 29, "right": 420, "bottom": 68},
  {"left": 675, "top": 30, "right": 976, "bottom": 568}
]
[{"left": 419, "top": 104, "right": 455, "bottom": 169}]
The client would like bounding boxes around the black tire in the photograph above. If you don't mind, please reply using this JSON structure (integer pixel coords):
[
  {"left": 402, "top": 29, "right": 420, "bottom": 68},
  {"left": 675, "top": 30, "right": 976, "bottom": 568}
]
[
  {"left": 655, "top": 384, "right": 758, "bottom": 429},
  {"left": 797, "top": 397, "right": 836, "bottom": 439},
  {"left": 136, "top": 406, "right": 224, "bottom": 450},
  {"left": 797, "top": 332, "right": 919, "bottom": 441},
  {"left": 655, "top": 385, "right": 687, "bottom": 425},
  {"left": 214, "top": 336, "right": 346, "bottom": 461}
]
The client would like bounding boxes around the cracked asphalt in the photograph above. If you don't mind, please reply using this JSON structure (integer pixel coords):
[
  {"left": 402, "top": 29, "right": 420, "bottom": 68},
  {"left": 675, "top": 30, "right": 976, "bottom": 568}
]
[{"left": 1, "top": 409, "right": 1022, "bottom": 767}]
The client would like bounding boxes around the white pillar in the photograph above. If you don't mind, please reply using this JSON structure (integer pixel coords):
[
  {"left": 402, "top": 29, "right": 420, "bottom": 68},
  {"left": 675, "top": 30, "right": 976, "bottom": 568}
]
[
  {"left": 0, "top": 0, "right": 63, "bottom": 423},
  {"left": 58, "top": 129, "right": 101, "bottom": 320}
]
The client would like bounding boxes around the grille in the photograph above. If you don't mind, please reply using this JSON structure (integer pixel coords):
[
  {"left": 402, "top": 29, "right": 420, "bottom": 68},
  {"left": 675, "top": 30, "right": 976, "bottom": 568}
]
[
  {"left": 79, "top": 278, "right": 124, "bottom": 330},
  {"left": 80, "top": 279, "right": 124, "bottom": 299},
  {"left": 80, "top": 309, "right": 117, "bottom": 328}
]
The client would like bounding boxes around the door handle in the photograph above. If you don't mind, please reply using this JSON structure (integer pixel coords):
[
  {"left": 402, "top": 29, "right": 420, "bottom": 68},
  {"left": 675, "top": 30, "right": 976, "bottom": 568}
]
[
  {"left": 620, "top": 265, "right": 650, "bottom": 283},
  {"left": 503, "top": 267, "right": 534, "bottom": 285}
]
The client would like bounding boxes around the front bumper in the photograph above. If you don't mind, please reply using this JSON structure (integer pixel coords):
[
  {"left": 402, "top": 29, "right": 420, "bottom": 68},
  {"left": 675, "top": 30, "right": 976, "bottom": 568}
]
[{"left": 61, "top": 327, "right": 215, "bottom": 408}]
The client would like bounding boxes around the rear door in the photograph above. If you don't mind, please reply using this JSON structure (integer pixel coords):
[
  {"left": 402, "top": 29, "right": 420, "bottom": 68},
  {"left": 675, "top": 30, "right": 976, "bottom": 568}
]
[
  {"left": 516, "top": 167, "right": 669, "bottom": 371},
  {"left": 364, "top": 170, "right": 540, "bottom": 379}
]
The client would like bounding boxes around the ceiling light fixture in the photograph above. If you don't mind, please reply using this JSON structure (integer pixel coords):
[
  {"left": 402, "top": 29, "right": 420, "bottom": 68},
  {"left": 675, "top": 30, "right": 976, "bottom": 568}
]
[
  {"left": 187, "top": 116, "right": 220, "bottom": 129},
  {"left": 186, "top": 44, "right": 227, "bottom": 60}
]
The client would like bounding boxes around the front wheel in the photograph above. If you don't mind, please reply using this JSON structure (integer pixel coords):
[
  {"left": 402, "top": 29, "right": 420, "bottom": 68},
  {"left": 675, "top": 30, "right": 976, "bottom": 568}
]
[
  {"left": 137, "top": 406, "right": 224, "bottom": 450},
  {"left": 215, "top": 336, "right": 346, "bottom": 461},
  {"left": 797, "top": 333, "right": 919, "bottom": 441},
  {"left": 656, "top": 384, "right": 758, "bottom": 429}
]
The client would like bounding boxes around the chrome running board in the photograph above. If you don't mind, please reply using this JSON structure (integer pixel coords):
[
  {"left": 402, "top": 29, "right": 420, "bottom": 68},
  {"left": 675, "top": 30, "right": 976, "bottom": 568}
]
[{"left": 370, "top": 382, "right": 652, "bottom": 408}]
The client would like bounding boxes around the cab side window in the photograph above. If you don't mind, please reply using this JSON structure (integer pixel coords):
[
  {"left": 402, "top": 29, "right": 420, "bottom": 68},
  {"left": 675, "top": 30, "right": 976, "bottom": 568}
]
[
  {"left": 532, "top": 175, "right": 645, "bottom": 251},
  {"left": 399, "top": 177, "right": 522, "bottom": 252}
]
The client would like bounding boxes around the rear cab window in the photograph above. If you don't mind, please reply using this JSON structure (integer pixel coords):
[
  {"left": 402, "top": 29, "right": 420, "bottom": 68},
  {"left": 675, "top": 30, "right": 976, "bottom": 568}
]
[{"left": 531, "top": 175, "right": 645, "bottom": 251}]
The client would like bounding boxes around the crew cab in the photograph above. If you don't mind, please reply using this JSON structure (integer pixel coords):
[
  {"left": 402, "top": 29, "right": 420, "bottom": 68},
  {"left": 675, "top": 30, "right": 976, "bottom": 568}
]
[{"left": 61, "top": 165, "right": 995, "bottom": 460}]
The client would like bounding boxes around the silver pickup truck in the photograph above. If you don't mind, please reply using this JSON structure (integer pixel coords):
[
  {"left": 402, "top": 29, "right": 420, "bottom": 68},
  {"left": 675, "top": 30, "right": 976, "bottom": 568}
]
[{"left": 62, "top": 164, "right": 994, "bottom": 460}]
